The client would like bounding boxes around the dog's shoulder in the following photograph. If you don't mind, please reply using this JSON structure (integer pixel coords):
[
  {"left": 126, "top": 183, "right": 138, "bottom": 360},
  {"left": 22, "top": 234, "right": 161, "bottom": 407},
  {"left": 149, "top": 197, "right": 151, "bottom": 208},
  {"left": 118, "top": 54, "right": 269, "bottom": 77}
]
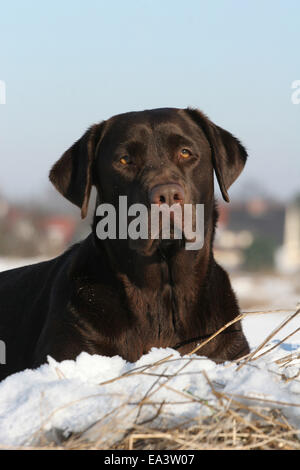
[
  {"left": 67, "top": 234, "right": 110, "bottom": 284},
  {"left": 0, "top": 234, "right": 109, "bottom": 311}
]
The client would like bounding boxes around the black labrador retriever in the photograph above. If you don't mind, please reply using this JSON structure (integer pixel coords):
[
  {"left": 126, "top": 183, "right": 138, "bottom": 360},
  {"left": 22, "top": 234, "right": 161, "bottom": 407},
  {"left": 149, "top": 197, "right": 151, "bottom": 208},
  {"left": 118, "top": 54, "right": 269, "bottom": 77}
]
[{"left": 0, "top": 107, "right": 250, "bottom": 380}]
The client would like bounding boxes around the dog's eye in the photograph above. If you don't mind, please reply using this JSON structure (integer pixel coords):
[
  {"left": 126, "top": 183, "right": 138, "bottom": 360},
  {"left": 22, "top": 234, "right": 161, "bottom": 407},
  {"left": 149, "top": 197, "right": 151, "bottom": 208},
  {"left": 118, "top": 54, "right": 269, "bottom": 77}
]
[
  {"left": 119, "top": 155, "right": 131, "bottom": 165},
  {"left": 179, "top": 149, "right": 191, "bottom": 159}
]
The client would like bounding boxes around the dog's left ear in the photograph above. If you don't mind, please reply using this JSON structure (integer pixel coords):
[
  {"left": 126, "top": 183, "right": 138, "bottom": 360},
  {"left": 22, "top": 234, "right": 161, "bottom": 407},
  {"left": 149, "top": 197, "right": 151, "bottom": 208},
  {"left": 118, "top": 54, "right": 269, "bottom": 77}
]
[
  {"left": 49, "top": 122, "right": 105, "bottom": 218},
  {"left": 185, "top": 108, "right": 248, "bottom": 202}
]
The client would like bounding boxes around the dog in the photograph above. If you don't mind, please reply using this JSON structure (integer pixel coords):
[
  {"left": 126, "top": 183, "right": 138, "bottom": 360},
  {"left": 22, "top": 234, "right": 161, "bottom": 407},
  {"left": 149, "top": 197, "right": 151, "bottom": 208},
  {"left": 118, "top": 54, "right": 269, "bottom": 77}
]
[{"left": 0, "top": 107, "right": 250, "bottom": 381}]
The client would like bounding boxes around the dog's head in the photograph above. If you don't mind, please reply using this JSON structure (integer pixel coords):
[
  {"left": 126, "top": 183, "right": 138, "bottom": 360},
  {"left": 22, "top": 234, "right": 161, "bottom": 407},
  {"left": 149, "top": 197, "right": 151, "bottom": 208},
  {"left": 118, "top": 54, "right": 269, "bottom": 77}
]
[{"left": 50, "top": 108, "right": 247, "bottom": 254}]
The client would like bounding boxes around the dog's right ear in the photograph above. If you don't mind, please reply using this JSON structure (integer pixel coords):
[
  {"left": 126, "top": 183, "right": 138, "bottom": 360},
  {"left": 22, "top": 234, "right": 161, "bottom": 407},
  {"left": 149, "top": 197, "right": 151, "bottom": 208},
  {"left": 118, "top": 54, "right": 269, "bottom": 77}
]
[{"left": 49, "top": 122, "right": 105, "bottom": 218}]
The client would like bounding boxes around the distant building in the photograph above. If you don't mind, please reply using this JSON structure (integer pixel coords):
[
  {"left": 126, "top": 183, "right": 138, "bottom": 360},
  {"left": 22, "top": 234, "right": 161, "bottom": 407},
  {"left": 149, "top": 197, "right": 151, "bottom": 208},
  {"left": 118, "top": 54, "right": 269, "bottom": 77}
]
[
  {"left": 223, "top": 199, "right": 285, "bottom": 246},
  {"left": 214, "top": 199, "right": 285, "bottom": 271},
  {"left": 0, "top": 199, "right": 79, "bottom": 257},
  {"left": 277, "top": 200, "right": 300, "bottom": 273},
  {"left": 38, "top": 216, "right": 78, "bottom": 255},
  {"left": 0, "top": 195, "right": 9, "bottom": 219}
]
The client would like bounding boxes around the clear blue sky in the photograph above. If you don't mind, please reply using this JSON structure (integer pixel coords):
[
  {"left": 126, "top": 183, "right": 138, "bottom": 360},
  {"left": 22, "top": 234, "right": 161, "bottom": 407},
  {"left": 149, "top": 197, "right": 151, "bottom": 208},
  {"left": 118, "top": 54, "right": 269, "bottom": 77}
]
[{"left": 0, "top": 0, "right": 299, "bottom": 202}]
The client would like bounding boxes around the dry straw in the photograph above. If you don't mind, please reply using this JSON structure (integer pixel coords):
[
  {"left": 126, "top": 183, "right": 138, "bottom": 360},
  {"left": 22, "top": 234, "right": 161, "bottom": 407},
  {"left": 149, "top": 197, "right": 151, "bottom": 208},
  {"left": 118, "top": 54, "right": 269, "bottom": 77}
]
[{"left": 0, "top": 307, "right": 299, "bottom": 450}]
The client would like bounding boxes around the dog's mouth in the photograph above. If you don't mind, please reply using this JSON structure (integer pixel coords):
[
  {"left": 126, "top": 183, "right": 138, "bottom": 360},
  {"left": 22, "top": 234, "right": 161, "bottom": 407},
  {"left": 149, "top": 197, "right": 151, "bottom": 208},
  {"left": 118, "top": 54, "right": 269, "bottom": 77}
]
[
  {"left": 130, "top": 235, "right": 185, "bottom": 257},
  {"left": 128, "top": 213, "right": 191, "bottom": 256}
]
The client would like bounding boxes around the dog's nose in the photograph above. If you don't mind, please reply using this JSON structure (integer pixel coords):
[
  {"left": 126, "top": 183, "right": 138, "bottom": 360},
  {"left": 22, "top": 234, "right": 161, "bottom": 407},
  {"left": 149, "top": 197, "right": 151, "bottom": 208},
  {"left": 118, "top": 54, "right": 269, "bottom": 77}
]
[{"left": 149, "top": 183, "right": 185, "bottom": 206}]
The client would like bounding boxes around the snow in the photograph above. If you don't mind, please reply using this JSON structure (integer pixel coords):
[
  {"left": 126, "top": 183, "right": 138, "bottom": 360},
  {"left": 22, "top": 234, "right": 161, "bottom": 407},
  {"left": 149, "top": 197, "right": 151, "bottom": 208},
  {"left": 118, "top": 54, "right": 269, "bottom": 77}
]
[
  {"left": 0, "top": 257, "right": 299, "bottom": 447},
  {"left": 231, "top": 272, "right": 300, "bottom": 310},
  {"left": 0, "top": 256, "right": 47, "bottom": 273}
]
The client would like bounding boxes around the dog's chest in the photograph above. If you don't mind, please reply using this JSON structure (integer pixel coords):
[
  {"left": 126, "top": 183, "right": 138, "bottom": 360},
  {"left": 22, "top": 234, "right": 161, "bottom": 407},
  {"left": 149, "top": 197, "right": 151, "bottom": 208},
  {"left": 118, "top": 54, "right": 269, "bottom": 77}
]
[
  {"left": 122, "top": 280, "right": 195, "bottom": 349},
  {"left": 72, "top": 276, "right": 200, "bottom": 361}
]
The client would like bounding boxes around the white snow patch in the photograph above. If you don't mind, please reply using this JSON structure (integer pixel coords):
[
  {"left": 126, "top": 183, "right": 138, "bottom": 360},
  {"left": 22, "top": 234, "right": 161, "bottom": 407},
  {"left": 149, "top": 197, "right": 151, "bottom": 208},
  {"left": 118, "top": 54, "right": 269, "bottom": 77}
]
[
  {"left": 0, "top": 321, "right": 299, "bottom": 447},
  {"left": 0, "top": 258, "right": 299, "bottom": 446}
]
